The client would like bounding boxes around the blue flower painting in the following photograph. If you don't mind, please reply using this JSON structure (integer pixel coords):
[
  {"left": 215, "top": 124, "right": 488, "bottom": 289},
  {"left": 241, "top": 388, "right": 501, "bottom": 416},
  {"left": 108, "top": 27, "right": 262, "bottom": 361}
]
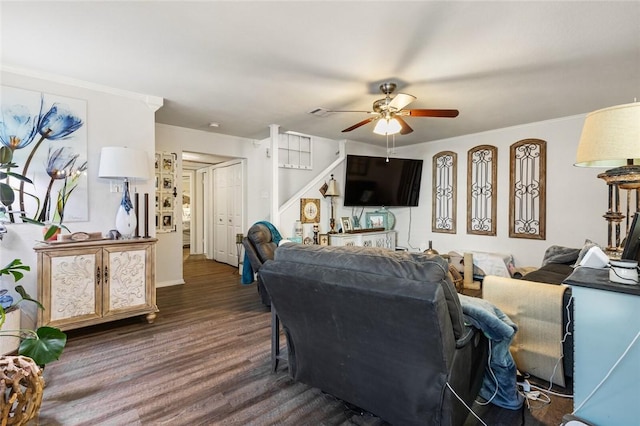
[{"left": 0, "top": 86, "right": 88, "bottom": 223}]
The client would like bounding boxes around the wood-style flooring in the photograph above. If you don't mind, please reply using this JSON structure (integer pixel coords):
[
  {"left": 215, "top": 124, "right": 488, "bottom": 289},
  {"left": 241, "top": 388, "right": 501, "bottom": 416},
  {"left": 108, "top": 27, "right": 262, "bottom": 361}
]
[{"left": 36, "top": 253, "right": 573, "bottom": 425}]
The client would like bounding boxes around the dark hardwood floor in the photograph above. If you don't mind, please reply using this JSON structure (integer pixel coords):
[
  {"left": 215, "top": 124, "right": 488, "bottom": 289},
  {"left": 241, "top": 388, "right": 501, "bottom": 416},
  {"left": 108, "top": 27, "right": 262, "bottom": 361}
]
[{"left": 36, "top": 253, "right": 573, "bottom": 425}]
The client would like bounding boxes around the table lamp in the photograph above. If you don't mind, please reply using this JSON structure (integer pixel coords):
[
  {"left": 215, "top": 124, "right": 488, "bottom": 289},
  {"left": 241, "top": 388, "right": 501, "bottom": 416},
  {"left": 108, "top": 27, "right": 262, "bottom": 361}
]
[
  {"left": 575, "top": 102, "right": 640, "bottom": 254},
  {"left": 98, "top": 147, "right": 150, "bottom": 238},
  {"left": 325, "top": 174, "right": 340, "bottom": 234}
]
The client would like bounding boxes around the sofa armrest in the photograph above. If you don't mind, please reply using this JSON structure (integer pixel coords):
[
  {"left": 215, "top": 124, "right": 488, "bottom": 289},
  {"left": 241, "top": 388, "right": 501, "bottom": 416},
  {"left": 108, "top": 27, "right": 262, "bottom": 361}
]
[
  {"left": 483, "top": 275, "right": 568, "bottom": 387},
  {"left": 455, "top": 325, "right": 478, "bottom": 349}
]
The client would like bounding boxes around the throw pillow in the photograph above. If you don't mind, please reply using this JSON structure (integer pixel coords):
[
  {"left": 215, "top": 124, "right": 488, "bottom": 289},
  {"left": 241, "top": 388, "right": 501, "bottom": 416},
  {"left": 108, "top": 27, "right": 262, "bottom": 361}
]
[{"left": 573, "top": 239, "right": 602, "bottom": 267}]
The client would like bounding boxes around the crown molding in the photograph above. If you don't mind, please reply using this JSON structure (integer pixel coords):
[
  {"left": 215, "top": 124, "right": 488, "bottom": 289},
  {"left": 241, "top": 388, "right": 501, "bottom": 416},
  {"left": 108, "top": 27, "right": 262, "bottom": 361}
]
[{"left": 1, "top": 65, "right": 164, "bottom": 112}]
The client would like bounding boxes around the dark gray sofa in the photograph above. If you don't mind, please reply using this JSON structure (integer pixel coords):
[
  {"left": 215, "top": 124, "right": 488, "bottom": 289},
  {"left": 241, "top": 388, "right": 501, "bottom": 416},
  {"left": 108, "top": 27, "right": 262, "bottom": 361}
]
[{"left": 259, "top": 244, "right": 488, "bottom": 426}]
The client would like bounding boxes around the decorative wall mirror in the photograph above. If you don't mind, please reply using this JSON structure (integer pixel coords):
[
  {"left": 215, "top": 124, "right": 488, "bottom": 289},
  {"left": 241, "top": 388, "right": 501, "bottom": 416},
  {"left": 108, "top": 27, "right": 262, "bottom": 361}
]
[
  {"left": 467, "top": 145, "right": 497, "bottom": 236},
  {"left": 509, "top": 139, "right": 546, "bottom": 239},
  {"left": 432, "top": 151, "right": 457, "bottom": 233}
]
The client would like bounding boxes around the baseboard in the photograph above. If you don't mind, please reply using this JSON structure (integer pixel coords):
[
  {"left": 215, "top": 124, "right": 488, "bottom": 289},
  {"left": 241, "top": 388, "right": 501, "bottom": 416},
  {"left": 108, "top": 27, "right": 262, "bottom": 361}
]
[{"left": 156, "top": 279, "right": 185, "bottom": 288}]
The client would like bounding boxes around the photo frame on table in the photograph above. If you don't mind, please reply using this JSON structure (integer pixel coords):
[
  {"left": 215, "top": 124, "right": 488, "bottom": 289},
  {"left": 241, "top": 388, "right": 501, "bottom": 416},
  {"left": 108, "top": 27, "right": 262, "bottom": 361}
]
[
  {"left": 319, "top": 234, "right": 329, "bottom": 246},
  {"left": 366, "top": 211, "right": 389, "bottom": 230},
  {"left": 341, "top": 216, "right": 353, "bottom": 232}
]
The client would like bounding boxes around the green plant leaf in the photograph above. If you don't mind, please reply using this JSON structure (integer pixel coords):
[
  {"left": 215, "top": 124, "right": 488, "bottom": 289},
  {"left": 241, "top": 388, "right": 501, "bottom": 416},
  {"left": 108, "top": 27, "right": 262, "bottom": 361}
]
[
  {"left": 5, "top": 172, "right": 33, "bottom": 184},
  {"left": 0, "top": 146, "right": 12, "bottom": 164},
  {"left": 14, "top": 285, "right": 44, "bottom": 310},
  {"left": 0, "top": 182, "right": 15, "bottom": 207},
  {"left": 19, "top": 326, "right": 67, "bottom": 367},
  {"left": 1, "top": 259, "right": 30, "bottom": 282}
]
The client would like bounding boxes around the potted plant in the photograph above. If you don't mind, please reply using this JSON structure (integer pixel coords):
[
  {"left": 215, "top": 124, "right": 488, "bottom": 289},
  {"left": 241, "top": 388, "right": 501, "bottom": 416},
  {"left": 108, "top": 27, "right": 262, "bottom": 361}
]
[{"left": 0, "top": 259, "right": 67, "bottom": 425}]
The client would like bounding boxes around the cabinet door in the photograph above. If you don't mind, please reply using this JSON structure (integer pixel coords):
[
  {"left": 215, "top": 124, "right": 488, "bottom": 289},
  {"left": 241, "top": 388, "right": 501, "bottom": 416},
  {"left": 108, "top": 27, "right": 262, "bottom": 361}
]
[
  {"left": 41, "top": 247, "right": 102, "bottom": 327},
  {"left": 103, "top": 244, "right": 154, "bottom": 316}
]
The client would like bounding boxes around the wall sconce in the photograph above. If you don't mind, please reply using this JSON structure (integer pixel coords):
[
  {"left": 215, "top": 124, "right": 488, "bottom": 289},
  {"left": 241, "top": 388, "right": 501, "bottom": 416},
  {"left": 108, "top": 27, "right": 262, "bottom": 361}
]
[
  {"left": 98, "top": 147, "right": 150, "bottom": 238},
  {"left": 575, "top": 101, "right": 640, "bottom": 255}
]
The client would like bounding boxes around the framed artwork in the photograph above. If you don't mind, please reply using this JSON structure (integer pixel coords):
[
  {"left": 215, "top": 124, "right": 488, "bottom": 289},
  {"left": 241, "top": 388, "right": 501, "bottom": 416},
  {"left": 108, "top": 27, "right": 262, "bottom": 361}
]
[
  {"left": 156, "top": 151, "right": 177, "bottom": 233},
  {"left": 509, "top": 139, "right": 546, "bottom": 240},
  {"left": 319, "top": 234, "right": 329, "bottom": 246},
  {"left": 1, "top": 85, "right": 88, "bottom": 223},
  {"left": 432, "top": 151, "right": 457, "bottom": 234},
  {"left": 300, "top": 198, "right": 320, "bottom": 223},
  {"left": 366, "top": 211, "right": 389, "bottom": 230},
  {"left": 467, "top": 145, "right": 497, "bottom": 236},
  {"left": 162, "top": 213, "right": 173, "bottom": 230},
  {"left": 341, "top": 216, "right": 353, "bottom": 232}
]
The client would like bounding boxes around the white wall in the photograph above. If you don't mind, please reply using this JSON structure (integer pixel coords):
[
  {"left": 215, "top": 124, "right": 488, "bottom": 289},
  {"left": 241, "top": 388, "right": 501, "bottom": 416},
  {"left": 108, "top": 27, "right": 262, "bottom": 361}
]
[
  {"left": 395, "top": 115, "right": 608, "bottom": 267},
  {"left": 282, "top": 115, "right": 609, "bottom": 268},
  {"left": 155, "top": 124, "right": 272, "bottom": 286},
  {"left": 0, "top": 68, "right": 159, "bottom": 328}
]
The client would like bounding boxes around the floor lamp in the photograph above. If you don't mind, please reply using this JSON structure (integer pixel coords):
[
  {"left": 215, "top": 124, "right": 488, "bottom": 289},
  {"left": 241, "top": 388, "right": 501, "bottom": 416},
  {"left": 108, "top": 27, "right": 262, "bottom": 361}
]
[
  {"left": 575, "top": 102, "right": 640, "bottom": 256},
  {"left": 98, "top": 147, "right": 150, "bottom": 239}
]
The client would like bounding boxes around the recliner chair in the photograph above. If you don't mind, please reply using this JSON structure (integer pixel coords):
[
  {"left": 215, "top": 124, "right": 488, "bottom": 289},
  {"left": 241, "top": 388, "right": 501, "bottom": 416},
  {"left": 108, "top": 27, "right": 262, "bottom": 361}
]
[
  {"left": 260, "top": 244, "right": 489, "bottom": 426},
  {"left": 242, "top": 222, "right": 279, "bottom": 306}
]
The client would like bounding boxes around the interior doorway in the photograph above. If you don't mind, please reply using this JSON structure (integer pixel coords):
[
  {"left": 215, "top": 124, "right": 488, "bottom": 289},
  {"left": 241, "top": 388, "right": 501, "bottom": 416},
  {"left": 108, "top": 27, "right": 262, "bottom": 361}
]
[
  {"left": 182, "top": 171, "right": 193, "bottom": 249},
  {"left": 181, "top": 151, "right": 244, "bottom": 269}
]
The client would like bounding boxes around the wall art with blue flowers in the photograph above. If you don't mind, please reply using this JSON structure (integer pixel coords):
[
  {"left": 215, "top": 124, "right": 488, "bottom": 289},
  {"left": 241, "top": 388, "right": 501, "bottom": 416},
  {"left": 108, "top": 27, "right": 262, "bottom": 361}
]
[{"left": 0, "top": 85, "right": 88, "bottom": 225}]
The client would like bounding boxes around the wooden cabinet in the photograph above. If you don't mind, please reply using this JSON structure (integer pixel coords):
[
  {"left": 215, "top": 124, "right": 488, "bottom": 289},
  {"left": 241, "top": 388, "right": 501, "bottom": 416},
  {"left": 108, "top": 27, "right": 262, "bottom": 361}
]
[
  {"left": 35, "top": 238, "right": 158, "bottom": 331},
  {"left": 329, "top": 230, "right": 396, "bottom": 250}
]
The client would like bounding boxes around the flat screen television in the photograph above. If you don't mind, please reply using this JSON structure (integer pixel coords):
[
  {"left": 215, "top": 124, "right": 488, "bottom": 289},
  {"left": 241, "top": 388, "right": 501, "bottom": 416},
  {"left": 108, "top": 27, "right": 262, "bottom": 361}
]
[
  {"left": 343, "top": 154, "right": 423, "bottom": 207},
  {"left": 622, "top": 212, "right": 640, "bottom": 262}
]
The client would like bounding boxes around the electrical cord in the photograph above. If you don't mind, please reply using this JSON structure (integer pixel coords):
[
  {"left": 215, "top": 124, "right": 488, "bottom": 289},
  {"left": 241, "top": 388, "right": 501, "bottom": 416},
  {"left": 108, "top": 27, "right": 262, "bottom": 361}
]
[
  {"left": 406, "top": 207, "right": 417, "bottom": 250},
  {"left": 475, "top": 340, "right": 499, "bottom": 406},
  {"left": 446, "top": 382, "right": 488, "bottom": 426}
]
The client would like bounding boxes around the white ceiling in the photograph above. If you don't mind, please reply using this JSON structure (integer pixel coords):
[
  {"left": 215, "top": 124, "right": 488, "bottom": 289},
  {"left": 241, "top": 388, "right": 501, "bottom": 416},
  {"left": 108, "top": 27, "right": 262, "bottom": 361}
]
[{"left": 2, "top": 1, "right": 639, "bottom": 148}]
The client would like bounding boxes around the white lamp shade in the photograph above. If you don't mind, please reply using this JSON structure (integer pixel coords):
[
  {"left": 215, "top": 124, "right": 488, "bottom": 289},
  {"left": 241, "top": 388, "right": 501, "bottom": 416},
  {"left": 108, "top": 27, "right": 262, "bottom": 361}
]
[
  {"left": 373, "top": 118, "right": 402, "bottom": 136},
  {"left": 98, "top": 147, "right": 150, "bottom": 179},
  {"left": 575, "top": 102, "right": 640, "bottom": 167},
  {"left": 326, "top": 177, "right": 339, "bottom": 197}
]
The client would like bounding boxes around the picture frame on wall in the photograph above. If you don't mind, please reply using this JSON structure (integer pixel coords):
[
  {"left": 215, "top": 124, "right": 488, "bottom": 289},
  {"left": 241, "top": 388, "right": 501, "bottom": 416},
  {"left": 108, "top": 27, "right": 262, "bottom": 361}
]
[
  {"left": 162, "top": 213, "right": 173, "bottom": 229},
  {"left": 366, "top": 211, "right": 389, "bottom": 230},
  {"left": 156, "top": 151, "right": 177, "bottom": 233}
]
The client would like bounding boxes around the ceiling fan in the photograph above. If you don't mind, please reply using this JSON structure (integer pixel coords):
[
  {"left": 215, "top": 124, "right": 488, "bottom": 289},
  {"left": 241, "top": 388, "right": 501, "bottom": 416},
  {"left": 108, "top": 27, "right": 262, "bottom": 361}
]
[{"left": 335, "top": 83, "right": 459, "bottom": 135}]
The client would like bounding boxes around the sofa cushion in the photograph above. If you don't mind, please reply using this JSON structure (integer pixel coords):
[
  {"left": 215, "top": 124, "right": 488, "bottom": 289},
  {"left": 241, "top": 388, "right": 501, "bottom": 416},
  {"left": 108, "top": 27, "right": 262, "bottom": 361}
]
[
  {"left": 522, "top": 263, "right": 574, "bottom": 285},
  {"left": 540, "top": 245, "right": 580, "bottom": 267},
  {"left": 274, "top": 243, "right": 465, "bottom": 339}
]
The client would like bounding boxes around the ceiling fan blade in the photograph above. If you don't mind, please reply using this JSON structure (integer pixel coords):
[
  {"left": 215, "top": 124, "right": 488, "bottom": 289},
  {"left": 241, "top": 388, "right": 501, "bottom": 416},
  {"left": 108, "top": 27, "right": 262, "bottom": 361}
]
[
  {"left": 342, "top": 117, "right": 377, "bottom": 132},
  {"left": 328, "top": 110, "right": 374, "bottom": 113},
  {"left": 388, "top": 93, "right": 416, "bottom": 111},
  {"left": 395, "top": 117, "right": 413, "bottom": 135},
  {"left": 406, "top": 109, "right": 459, "bottom": 118}
]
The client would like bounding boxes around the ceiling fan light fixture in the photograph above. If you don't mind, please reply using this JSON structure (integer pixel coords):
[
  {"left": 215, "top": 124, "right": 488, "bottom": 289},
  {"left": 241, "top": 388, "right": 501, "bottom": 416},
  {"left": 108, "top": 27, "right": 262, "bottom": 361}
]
[{"left": 373, "top": 118, "right": 401, "bottom": 135}]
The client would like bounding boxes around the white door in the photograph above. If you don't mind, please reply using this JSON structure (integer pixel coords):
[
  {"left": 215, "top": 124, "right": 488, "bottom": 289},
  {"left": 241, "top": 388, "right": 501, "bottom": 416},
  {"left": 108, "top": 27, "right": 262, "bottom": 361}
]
[
  {"left": 214, "top": 167, "right": 228, "bottom": 262},
  {"left": 226, "top": 163, "right": 244, "bottom": 266},
  {"left": 212, "top": 162, "right": 245, "bottom": 267}
]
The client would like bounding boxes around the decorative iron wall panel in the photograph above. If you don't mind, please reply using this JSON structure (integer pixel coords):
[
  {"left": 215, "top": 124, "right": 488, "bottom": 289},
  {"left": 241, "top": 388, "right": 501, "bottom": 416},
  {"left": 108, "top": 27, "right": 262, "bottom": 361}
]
[
  {"left": 432, "top": 151, "right": 457, "bottom": 234},
  {"left": 509, "top": 139, "right": 546, "bottom": 239},
  {"left": 467, "top": 145, "right": 497, "bottom": 236}
]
